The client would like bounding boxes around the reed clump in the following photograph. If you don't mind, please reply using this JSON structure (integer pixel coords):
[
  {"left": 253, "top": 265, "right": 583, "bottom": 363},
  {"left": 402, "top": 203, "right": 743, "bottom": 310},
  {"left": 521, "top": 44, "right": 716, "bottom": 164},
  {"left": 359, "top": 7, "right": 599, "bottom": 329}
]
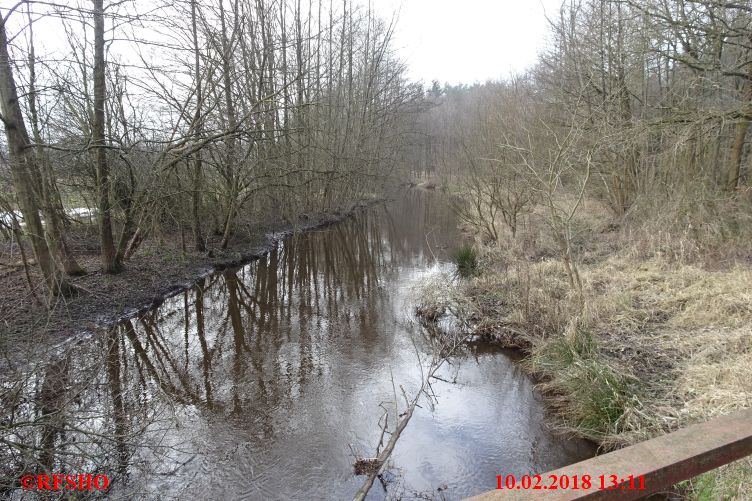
[{"left": 451, "top": 244, "right": 479, "bottom": 278}]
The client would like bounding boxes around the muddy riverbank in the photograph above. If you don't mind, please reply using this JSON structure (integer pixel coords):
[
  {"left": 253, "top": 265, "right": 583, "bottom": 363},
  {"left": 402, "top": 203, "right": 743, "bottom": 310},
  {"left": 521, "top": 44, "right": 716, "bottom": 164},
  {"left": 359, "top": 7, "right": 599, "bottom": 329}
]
[{"left": 0, "top": 199, "right": 380, "bottom": 355}]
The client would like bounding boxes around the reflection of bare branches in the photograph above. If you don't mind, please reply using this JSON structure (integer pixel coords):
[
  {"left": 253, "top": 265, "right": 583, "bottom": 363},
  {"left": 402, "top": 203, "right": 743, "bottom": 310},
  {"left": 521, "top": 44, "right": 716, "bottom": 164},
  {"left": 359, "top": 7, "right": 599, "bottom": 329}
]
[
  {"left": 38, "top": 355, "right": 71, "bottom": 471},
  {"left": 1, "top": 194, "right": 453, "bottom": 498},
  {"left": 195, "top": 280, "right": 213, "bottom": 406},
  {"left": 123, "top": 320, "right": 187, "bottom": 404},
  {"left": 0, "top": 333, "right": 198, "bottom": 499}
]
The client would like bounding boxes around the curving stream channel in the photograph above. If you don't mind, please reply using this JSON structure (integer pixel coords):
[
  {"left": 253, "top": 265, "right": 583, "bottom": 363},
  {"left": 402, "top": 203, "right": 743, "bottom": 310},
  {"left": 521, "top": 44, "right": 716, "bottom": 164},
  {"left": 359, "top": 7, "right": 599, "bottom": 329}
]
[{"left": 2, "top": 190, "right": 593, "bottom": 500}]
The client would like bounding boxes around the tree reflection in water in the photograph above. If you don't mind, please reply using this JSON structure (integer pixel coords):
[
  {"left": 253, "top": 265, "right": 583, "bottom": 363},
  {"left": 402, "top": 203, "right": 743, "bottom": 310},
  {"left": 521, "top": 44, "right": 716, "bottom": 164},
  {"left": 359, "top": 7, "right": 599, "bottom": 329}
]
[
  {"left": 1, "top": 194, "right": 423, "bottom": 494},
  {"left": 0, "top": 191, "right": 592, "bottom": 499}
]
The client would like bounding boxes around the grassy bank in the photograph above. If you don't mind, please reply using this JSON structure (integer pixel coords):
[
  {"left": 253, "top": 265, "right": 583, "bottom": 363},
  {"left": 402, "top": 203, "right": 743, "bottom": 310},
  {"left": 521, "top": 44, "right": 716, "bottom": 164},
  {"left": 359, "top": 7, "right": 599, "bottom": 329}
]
[{"left": 423, "top": 195, "right": 752, "bottom": 499}]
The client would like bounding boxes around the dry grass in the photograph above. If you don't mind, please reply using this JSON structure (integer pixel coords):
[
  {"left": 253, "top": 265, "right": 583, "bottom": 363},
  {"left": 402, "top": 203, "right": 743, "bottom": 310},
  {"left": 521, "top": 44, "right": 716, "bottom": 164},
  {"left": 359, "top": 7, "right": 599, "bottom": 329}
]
[
  {"left": 624, "top": 186, "right": 752, "bottom": 265},
  {"left": 423, "top": 191, "right": 752, "bottom": 499}
]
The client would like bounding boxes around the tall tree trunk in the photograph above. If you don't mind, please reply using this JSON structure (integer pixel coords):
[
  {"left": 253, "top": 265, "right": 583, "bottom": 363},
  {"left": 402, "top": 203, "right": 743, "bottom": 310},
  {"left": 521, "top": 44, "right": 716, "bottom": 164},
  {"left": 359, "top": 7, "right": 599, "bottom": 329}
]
[
  {"left": 93, "top": 0, "right": 120, "bottom": 272},
  {"left": 26, "top": 11, "right": 86, "bottom": 276},
  {"left": 219, "top": 0, "right": 238, "bottom": 249},
  {"left": 727, "top": 118, "right": 749, "bottom": 191},
  {"left": 727, "top": 52, "right": 752, "bottom": 191},
  {"left": 0, "top": 19, "right": 74, "bottom": 296},
  {"left": 295, "top": 0, "right": 305, "bottom": 172},
  {"left": 191, "top": 0, "right": 206, "bottom": 251}
]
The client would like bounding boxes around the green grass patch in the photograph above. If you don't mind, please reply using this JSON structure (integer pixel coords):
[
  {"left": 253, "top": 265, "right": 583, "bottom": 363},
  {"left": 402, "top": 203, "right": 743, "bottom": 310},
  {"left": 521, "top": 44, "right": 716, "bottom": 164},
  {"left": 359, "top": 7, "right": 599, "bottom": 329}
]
[
  {"left": 680, "top": 459, "right": 752, "bottom": 500},
  {"left": 451, "top": 244, "right": 479, "bottom": 277},
  {"left": 528, "top": 328, "right": 638, "bottom": 443}
]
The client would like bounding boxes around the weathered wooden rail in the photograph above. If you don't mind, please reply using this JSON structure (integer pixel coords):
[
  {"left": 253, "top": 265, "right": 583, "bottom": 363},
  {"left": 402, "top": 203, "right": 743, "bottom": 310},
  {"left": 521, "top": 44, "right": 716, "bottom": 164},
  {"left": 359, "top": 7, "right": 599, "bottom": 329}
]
[{"left": 465, "top": 408, "right": 752, "bottom": 500}]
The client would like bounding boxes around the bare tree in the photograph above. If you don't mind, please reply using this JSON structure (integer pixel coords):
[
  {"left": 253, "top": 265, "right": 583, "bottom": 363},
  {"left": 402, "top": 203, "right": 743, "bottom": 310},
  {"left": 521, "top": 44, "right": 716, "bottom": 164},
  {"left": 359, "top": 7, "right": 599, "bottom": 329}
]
[
  {"left": 0, "top": 11, "right": 74, "bottom": 296},
  {"left": 92, "top": 0, "right": 119, "bottom": 272}
]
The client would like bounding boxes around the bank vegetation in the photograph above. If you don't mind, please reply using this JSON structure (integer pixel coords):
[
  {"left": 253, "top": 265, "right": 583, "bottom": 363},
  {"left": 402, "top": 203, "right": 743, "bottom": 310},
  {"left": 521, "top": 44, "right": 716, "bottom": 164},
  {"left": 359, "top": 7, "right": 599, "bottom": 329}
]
[{"left": 415, "top": 1, "right": 752, "bottom": 498}]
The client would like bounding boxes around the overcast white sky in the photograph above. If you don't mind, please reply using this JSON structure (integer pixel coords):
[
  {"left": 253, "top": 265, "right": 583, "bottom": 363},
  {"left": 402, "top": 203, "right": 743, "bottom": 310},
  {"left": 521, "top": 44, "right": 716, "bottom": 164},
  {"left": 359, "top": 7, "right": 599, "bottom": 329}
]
[
  {"left": 369, "top": 0, "right": 563, "bottom": 85},
  {"left": 2, "top": 0, "right": 564, "bottom": 90}
]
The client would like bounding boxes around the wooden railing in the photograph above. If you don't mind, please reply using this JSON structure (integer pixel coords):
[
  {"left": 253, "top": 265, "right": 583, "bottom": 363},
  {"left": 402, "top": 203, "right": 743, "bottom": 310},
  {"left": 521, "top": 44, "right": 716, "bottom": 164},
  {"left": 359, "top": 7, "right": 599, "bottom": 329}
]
[{"left": 465, "top": 408, "right": 752, "bottom": 500}]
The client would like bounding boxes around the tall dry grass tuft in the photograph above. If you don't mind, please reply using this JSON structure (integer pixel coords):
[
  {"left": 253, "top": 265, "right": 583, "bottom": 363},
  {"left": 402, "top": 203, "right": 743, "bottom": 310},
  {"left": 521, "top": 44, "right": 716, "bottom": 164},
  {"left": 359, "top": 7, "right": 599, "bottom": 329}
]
[
  {"left": 624, "top": 186, "right": 752, "bottom": 264},
  {"left": 526, "top": 321, "right": 642, "bottom": 446}
]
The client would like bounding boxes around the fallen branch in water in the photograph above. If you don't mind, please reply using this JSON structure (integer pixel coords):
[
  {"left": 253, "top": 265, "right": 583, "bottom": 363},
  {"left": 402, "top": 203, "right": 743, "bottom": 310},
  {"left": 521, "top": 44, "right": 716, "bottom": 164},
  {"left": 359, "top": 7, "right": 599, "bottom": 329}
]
[{"left": 352, "top": 328, "right": 470, "bottom": 501}]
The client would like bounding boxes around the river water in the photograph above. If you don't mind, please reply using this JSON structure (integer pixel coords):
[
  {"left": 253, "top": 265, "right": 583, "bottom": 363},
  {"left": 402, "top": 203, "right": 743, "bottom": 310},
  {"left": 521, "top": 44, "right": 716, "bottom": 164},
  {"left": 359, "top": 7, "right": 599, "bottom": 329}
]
[{"left": 1, "top": 190, "right": 593, "bottom": 500}]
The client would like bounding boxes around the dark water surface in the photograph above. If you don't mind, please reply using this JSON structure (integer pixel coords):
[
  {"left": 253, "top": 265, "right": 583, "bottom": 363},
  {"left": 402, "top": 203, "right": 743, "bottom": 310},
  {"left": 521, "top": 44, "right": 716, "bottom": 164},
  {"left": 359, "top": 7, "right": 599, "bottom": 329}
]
[{"left": 2, "top": 191, "right": 593, "bottom": 500}]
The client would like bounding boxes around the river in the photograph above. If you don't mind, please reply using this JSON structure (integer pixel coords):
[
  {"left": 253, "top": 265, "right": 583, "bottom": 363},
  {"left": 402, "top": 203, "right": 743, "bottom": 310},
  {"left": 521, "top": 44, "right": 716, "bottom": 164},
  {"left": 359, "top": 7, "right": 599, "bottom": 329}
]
[{"left": 1, "top": 190, "right": 593, "bottom": 500}]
